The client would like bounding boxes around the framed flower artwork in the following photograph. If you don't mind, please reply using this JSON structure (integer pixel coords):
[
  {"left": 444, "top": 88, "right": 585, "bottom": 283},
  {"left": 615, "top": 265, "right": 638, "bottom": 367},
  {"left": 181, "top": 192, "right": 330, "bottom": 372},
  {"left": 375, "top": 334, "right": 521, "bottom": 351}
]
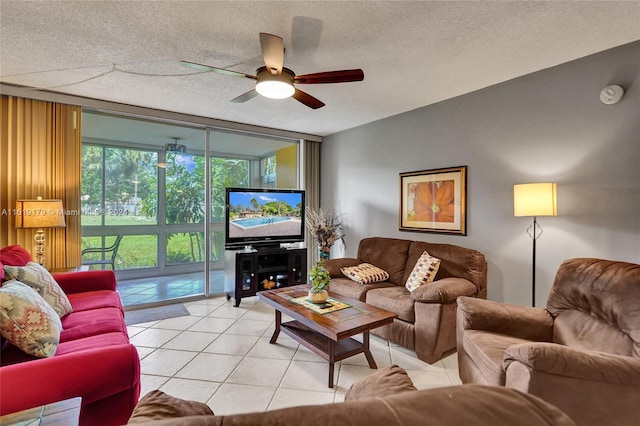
[{"left": 399, "top": 166, "right": 467, "bottom": 235}]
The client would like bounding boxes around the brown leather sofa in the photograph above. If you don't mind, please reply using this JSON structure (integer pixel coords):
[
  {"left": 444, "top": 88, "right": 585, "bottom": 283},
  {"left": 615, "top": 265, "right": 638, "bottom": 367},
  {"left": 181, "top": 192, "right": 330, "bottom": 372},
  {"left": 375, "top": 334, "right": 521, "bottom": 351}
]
[
  {"left": 457, "top": 258, "right": 640, "bottom": 426},
  {"left": 127, "top": 385, "right": 575, "bottom": 426},
  {"left": 323, "top": 237, "right": 487, "bottom": 363}
]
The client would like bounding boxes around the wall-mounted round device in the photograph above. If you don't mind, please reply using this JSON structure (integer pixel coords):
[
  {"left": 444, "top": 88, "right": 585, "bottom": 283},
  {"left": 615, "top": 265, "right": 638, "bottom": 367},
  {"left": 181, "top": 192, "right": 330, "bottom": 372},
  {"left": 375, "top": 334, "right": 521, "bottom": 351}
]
[{"left": 600, "top": 85, "right": 625, "bottom": 105}]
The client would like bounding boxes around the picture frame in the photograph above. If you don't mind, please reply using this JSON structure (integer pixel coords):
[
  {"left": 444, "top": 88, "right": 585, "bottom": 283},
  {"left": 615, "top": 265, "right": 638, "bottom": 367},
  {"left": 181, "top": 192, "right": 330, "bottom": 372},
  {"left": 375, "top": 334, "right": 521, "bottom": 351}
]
[{"left": 399, "top": 166, "right": 467, "bottom": 235}]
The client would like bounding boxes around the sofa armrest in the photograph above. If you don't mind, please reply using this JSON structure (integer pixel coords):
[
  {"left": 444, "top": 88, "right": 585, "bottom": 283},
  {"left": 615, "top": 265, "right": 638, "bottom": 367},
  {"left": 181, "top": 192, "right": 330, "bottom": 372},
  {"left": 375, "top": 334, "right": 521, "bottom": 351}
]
[
  {"left": 456, "top": 296, "right": 553, "bottom": 341},
  {"left": 322, "top": 258, "right": 361, "bottom": 278},
  {"left": 0, "top": 344, "right": 140, "bottom": 415},
  {"left": 505, "top": 342, "right": 640, "bottom": 386},
  {"left": 52, "top": 270, "right": 118, "bottom": 294},
  {"left": 410, "top": 278, "right": 477, "bottom": 303}
]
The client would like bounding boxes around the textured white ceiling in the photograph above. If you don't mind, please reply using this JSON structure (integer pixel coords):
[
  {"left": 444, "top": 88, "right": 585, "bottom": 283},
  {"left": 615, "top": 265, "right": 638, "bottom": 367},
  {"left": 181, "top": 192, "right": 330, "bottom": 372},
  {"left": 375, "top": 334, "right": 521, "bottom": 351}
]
[{"left": 1, "top": 1, "right": 639, "bottom": 137}]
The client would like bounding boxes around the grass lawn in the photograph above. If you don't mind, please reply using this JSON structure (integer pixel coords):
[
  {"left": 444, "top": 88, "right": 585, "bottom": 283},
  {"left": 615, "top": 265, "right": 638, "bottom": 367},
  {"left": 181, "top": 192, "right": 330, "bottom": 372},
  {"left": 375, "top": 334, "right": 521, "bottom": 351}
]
[
  {"left": 81, "top": 215, "right": 157, "bottom": 226},
  {"left": 81, "top": 215, "right": 223, "bottom": 268}
]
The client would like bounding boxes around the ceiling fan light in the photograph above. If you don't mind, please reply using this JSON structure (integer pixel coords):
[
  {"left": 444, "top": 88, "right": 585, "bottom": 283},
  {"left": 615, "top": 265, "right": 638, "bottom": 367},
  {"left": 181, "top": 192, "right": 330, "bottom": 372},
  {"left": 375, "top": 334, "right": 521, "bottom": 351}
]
[{"left": 256, "top": 80, "right": 295, "bottom": 99}]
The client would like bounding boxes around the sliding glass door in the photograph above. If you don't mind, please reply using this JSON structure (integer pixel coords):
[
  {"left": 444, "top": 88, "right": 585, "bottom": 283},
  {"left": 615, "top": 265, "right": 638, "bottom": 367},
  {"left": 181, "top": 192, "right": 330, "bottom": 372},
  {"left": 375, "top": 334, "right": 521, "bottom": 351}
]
[{"left": 81, "top": 112, "right": 300, "bottom": 307}]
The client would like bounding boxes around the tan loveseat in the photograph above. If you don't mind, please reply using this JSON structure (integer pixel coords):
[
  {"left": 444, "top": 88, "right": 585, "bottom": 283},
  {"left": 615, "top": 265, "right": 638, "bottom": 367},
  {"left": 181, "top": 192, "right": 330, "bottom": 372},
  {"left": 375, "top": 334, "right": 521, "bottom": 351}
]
[
  {"left": 457, "top": 258, "right": 640, "bottom": 426},
  {"left": 323, "top": 237, "right": 487, "bottom": 363}
]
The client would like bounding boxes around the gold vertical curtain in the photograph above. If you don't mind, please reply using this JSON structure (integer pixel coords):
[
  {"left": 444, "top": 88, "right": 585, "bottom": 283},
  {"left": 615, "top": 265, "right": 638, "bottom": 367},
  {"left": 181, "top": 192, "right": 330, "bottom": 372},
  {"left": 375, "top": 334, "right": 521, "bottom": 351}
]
[{"left": 0, "top": 95, "right": 82, "bottom": 271}]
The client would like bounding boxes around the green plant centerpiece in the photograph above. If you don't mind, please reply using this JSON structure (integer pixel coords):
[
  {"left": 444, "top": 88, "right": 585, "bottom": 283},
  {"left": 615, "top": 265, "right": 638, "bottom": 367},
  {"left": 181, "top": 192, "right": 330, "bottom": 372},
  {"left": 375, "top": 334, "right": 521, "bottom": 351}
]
[{"left": 308, "top": 262, "right": 331, "bottom": 304}]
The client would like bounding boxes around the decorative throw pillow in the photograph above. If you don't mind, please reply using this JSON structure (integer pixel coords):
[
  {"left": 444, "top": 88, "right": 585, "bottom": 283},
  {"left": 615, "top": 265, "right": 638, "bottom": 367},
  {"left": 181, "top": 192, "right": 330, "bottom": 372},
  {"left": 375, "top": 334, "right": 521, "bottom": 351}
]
[
  {"left": 345, "top": 364, "right": 417, "bottom": 401},
  {"left": 3, "top": 262, "right": 72, "bottom": 318},
  {"left": 341, "top": 263, "right": 390, "bottom": 285},
  {"left": 127, "top": 390, "right": 215, "bottom": 424},
  {"left": 0, "top": 245, "right": 32, "bottom": 268},
  {"left": 405, "top": 251, "right": 441, "bottom": 292},
  {"left": 0, "top": 280, "right": 62, "bottom": 358}
]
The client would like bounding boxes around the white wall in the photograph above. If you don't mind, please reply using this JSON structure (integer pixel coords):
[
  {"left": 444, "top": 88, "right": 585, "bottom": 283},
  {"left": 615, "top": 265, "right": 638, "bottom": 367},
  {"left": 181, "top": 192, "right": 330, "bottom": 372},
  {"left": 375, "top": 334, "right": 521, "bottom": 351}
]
[{"left": 322, "top": 41, "right": 640, "bottom": 306}]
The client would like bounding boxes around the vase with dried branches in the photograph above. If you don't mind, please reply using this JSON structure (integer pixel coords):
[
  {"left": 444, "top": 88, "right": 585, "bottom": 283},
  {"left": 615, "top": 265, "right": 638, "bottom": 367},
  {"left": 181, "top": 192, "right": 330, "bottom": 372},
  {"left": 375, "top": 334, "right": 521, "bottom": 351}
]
[{"left": 305, "top": 207, "right": 344, "bottom": 260}]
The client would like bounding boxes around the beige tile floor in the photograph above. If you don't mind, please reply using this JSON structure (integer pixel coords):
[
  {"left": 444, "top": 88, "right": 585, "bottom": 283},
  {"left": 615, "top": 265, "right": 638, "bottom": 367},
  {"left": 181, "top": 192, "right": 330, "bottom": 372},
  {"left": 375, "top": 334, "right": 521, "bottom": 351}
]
[{"left": 127, "top": 295, "right": 463, "bottom": 416}]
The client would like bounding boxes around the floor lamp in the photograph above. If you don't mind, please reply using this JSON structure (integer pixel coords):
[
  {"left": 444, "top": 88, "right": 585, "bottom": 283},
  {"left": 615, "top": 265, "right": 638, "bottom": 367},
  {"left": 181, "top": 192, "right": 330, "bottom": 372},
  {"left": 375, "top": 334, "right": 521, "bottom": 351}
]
[
  {"left": 15, "top": 197, "right": 66, "bottom": 266},
  {"left": 513, "top": 183, "right": 557, "bottom": 307}
]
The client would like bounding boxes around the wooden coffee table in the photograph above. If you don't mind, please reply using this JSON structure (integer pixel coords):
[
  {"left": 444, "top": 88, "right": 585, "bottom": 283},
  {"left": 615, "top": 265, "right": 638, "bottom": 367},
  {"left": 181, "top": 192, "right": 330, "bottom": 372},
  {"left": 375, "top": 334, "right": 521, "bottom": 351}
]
[{"left": 257, "top": 285, "right": 396, "bottom": 388}]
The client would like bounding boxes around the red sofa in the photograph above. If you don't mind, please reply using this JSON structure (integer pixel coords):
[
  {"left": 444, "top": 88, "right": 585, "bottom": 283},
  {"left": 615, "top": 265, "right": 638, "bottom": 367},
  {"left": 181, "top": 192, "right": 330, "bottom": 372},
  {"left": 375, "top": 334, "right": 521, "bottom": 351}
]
[{"left": 0, "top": 270, "right": 141, "bottom": 425}]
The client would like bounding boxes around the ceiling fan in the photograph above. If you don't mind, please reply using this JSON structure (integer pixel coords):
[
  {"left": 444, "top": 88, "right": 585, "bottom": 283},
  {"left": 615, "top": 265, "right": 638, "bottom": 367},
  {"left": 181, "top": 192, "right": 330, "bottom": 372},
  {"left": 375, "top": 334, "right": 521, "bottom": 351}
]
[{"left": 180, "top": 33, "right": 364, "bottom": 109}]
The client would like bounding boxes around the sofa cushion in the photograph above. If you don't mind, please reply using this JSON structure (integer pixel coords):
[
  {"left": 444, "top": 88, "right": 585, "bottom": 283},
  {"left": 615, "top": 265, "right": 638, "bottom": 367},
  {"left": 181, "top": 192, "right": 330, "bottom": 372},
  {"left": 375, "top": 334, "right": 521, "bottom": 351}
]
[
  {"left": 341, "top": 263, "right": 390, "bottom": 284},
  {"left": 366, "top": 286, "right": 415, "bottom": 322},
  {"left": 329, "top": 277, "right": 395, "bottom": 302},
  {"left": 462, "top": 330, "right": 532, "bottom": 386},
  {"left": 0, "top": 280, "right": 62, "bottom": 358},
  {"left": 3, "top": 262, "right": 73, "bottom": 318},
  {"left": 405, "top": 251, "right": 441, "bottom": 292},
  {"left": 128, "top": 390, "right": 215, "bottom": 424},
  {"left": 53, "top": 270, "right": 118, "bottom": 294},
  {"left": 357, "top": 237, "right": 411, "bottom": 285},
  {"left": 55, "top": 331, "right": 131, "bottom": 356},
  {"left": 552, "top": 309, "right": 634, "bottom": 356},
  {"left": 61, "top": 307, "right": 127, "bottom": 342},
  {"left": 67, "top": 290, "right": 124, "bottom": 313},
  {"left": 345, "top": 364, "right": 417, "bottom": 401}
]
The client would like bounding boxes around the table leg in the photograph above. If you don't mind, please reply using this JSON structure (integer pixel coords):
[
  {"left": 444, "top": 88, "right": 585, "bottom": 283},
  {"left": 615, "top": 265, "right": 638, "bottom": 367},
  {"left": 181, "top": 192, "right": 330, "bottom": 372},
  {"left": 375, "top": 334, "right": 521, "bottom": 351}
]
[
  {"left": 363, "top": 331, "right": 377, "bottom": 369},
  {"left": 328, "top": 339, "right": 336, "bottom": 388},
  {"left": 269, "top": 310, "right": 281, "bottom": 344}
]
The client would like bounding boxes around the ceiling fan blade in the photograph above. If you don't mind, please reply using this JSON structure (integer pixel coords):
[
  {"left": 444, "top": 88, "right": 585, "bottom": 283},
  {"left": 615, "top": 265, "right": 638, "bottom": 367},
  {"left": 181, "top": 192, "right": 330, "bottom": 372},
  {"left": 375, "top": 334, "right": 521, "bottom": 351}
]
[
  {"left": 294, "top": 69, "right": 364, "bottom": 84},
  {"left": 292, "top": 89, "right": 325, "bottom": 109},
  {"left": 231, "top": 89, "right": 259, "bottom": 103},
  {"left": 259, "top": 33, "right": 285, "bottom": 75},
  {"left": 180, "top": 61, "right": 256, "bottom": 79}
]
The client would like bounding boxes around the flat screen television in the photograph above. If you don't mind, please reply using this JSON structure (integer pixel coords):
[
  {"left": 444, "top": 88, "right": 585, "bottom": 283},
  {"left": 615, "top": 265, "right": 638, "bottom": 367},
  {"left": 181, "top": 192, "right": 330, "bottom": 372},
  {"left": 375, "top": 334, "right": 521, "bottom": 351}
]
[{"left": 225, "top": 187, "right": 305, "bottom": 250}]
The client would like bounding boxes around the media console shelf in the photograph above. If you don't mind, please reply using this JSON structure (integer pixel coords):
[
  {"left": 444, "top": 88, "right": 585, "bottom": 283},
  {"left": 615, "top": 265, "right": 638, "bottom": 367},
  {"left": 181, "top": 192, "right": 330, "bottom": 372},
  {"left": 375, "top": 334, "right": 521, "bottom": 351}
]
[{"left": 224, "top": 247, "right": 307, "bottom": 307}]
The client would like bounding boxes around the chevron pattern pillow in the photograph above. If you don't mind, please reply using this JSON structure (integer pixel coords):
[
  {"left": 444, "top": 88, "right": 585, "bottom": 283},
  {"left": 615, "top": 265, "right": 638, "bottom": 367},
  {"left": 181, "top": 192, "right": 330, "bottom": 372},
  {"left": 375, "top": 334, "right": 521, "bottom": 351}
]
[
  {"left": 341, "top": 263, "right": 390, "bottom": 284},
  {"left": 3, "top": 262, "right": 72, "bottom": 318},
  {"left": 405, "top": 251, "right": 441, "bottom": 292},
  {"left": 0, "top": 280, "right": 62, "bottom": 357}
]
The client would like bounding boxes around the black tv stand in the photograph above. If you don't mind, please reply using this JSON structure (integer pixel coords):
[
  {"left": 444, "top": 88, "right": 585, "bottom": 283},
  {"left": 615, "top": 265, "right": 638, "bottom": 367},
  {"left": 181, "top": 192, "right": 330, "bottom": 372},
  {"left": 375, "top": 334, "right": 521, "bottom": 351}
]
[
  {"left": 252, "top": 245, "right": 286, "bottom": 253},
  {"left": 224, "top": 246, "right": 307, "bottom": 307}
]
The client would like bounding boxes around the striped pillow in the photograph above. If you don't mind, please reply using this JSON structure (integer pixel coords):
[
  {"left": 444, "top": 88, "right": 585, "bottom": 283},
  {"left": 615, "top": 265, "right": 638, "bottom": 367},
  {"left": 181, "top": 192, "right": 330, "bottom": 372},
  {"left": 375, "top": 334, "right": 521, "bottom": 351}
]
[
  {"left": 341, "top": 263, "right": 390, "bottom": 285},
  {"left": 405, "top": 251, "right": 441, "bottom": 292}
]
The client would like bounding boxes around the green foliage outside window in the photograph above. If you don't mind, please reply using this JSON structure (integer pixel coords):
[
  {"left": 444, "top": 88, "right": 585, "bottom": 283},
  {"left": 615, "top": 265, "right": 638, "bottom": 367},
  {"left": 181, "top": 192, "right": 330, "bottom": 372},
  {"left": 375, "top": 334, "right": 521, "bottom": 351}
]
[{"left": 82, "top": 145, "right": 250, "bottom": 269}]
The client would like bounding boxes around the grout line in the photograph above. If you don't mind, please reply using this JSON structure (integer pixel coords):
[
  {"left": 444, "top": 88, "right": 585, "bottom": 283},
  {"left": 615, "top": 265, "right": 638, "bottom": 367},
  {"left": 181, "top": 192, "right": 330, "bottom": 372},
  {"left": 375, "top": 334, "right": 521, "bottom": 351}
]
[{"left": 135, "top": 295, "right": 458, "bottom": 414}]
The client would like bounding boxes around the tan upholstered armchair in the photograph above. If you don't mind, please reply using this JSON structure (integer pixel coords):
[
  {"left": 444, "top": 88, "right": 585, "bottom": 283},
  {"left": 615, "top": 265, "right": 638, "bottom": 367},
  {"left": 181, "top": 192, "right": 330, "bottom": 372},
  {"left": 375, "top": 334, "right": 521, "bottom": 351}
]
[{"left": 456, "top": 258, "right": 640, "bottom": 426}]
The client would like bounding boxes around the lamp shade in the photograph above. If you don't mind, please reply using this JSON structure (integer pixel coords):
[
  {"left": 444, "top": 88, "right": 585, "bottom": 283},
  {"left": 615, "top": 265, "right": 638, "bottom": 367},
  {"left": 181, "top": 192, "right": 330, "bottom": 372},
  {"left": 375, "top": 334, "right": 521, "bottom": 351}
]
[
  {"left": 256, "top": 80, "right": 295, "bottom": 99},
  {"left": 15, "top": 199, "right": 66, "bottom": 229},
  {"left": 514, "top": 183, "right": 557, "bottom": 217},
  {"left": 255, "top": 67, "right": 295, "bottom": 99}
]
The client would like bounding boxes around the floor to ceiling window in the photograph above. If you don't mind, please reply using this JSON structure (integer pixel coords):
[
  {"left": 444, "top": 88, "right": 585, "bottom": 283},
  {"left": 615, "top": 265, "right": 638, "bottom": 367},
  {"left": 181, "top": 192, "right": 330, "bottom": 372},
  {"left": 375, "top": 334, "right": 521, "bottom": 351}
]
[
  {"left": 208, "top": 155, "right": 249, "bottom": 270},
  {"left": 81, "top": 112, "right": 300, "bottom": 308},
  {"left": 81, "top": 145, "right": 160, "bottom": 272}
]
